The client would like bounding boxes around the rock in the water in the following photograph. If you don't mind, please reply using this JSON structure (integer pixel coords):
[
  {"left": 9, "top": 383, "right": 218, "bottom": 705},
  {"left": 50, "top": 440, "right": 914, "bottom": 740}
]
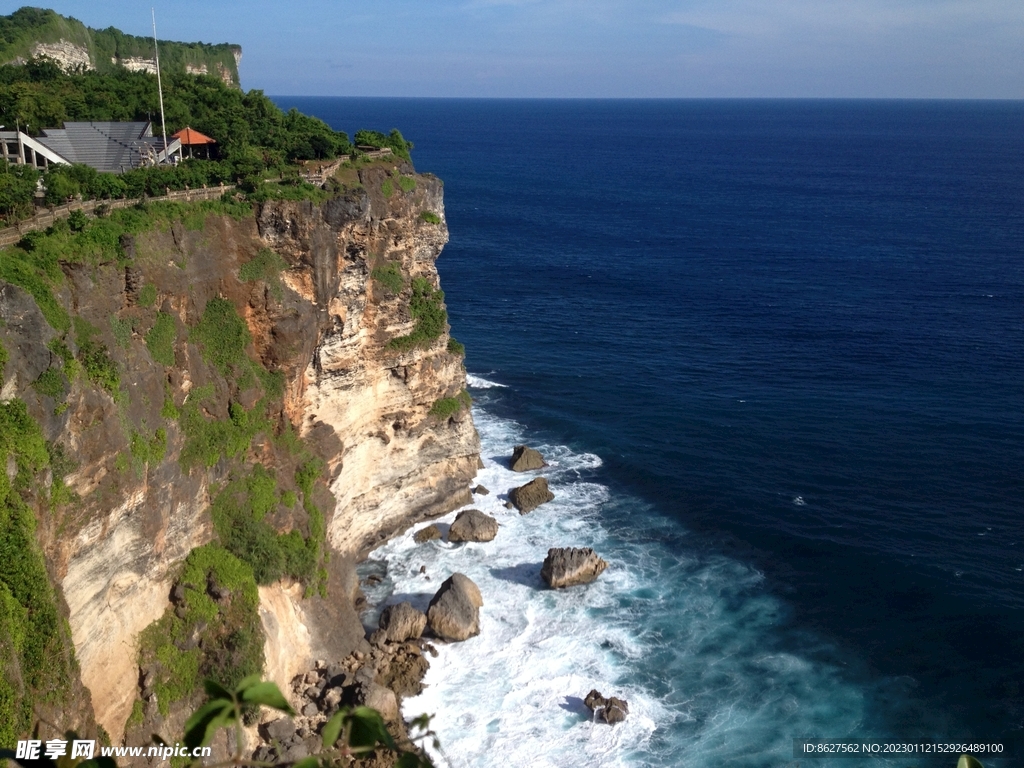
[
  {"left": 541, "top": 547, "right": 608, "bottom": 588},
  {"left": 357, "top": 682, "right": 400, "bottom": 722},
  {"left": 584, "top": 689, "right": 607, "bottom": 711},
  {"left": 508, "top": 477, "right": 554, "bottom": 513},
  {"left": 427, "top": 573, "right": 483, "bottom": 641},
  {"left": 583, "top": 689, "right": 629, "bottom": 724},
  {"left": 379, "top": 602, "right": 428, "bottom": 642},
  {"left": 473, "top": 484, "right": 490, "bottom": 495},
  {"left": 600, "top": 697, "right": 629, "bottom": 724},
  {"left": 510, "top": 444, "right": 546, "bottom": 472},
  {"left": 447, "top": 509, "right": 499, "bottom": 543},
  {"left": 413, "top": 524, "right": 442, "bottom": 543}
]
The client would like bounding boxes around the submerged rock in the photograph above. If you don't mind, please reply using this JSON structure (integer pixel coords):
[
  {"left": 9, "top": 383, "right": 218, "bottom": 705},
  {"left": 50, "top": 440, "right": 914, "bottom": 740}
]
[
  {"left": 447, "top": 509, "right": 499, "bottom": 543},
  {"left": 427, "top": 573, "right": 483, "bottom": 641},
  {"left": 378, "top": 602, "right": 427, "bottom": 643},
  {"left": 508, "top": 477, "right": 554, "bottom": 513},
  {"left": 413, "top": 524, "right": 442, "bottom": 543},
  {"left": 510, "top": 444, "right": 546, "bottom": 471},
  {"left": 473, "top": 484, "right": 490, "bottom": 495},
  {"left": 541, "top": 547, "right": 607, "bottom": 588}
]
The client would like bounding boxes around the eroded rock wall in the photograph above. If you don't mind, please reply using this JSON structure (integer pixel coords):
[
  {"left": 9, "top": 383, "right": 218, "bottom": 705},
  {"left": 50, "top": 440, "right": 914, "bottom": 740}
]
[{"left": 0, "top": 165, "right": 478, "bottom": 742}]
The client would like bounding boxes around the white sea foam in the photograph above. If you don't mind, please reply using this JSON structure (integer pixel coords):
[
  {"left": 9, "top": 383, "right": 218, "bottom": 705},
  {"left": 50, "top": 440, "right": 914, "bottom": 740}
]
[
  {"left": 466, "top": 373, "right": 508, "bottom": 389},
  {"left": 367, "top": 406, "right": 896, "bottom": 768}
]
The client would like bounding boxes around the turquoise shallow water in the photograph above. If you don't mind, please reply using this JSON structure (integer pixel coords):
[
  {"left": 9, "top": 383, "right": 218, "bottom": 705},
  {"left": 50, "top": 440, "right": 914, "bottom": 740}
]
[{"left": 279, "top": 98, "right": 1024, "bottom": 766}]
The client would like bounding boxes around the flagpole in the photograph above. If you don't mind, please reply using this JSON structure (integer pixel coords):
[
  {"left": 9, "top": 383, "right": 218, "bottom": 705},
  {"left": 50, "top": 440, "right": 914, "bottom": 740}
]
[{"left": 152, "top": 8, "right": 169, "bottom": 161}]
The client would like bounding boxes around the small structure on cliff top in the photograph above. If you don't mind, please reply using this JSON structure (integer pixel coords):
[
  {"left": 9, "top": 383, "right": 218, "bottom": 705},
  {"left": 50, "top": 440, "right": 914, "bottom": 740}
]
[
  {"left": 171, "top": 126, "right": 216, "bottom": 159},
  {"left": 0, "top": 121, "right": 181, "bottom": 172}
]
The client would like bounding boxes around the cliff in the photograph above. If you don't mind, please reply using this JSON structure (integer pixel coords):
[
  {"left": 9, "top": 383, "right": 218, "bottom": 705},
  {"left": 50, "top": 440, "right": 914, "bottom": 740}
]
[
  {"left": 0, "top": 7, "right": 242, "bottom": 85},
  {"left": 0, "top": 160, "right": 479, "bottom": 749}
]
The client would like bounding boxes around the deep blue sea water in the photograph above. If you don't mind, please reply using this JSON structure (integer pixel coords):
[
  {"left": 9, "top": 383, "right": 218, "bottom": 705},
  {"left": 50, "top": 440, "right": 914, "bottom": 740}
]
[{"left": 275, "top": 98, "right": 1024, "bottom": 767}]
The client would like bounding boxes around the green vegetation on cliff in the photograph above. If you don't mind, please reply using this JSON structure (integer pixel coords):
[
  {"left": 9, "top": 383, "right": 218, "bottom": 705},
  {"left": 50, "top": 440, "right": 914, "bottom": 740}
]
[
  {"left": 137, "top": 544, "right": 262, "bottom": 716},
  {"left": 0, "top": 7, "right": 241, "bottom": 83},
  {"left": 0, "top": 399, "right": 75, "bottom": 748},
  {"left": 429, "top": 390, "right": 472, "bottom": 420},
  {"left": 389, "top": 277, "right": 448, "bottom": 352}
]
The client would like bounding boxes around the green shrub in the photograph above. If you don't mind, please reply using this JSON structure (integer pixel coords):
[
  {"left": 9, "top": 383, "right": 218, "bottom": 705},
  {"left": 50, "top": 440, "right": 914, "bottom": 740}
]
[
  {"left": 239, "top": 248, "right": 287, "bottom": 284},
  {"left": 137, "top": 544, "right": 263, "bottom": 716},
  {"left": 191, "top": 297, "right": 251, "bottom": 376},
  {"left": 178, "top": 389, "right": 271, "bottom": 470},
  {"left": 419, "top": 211, "right": 441, "bottom": 224},
  {"left": 447, "top": 338, "right": 465, "bottom": 356},
  {"left": 371, "top": 262, "right": 404, "bottom": 294},
  {"left": 388, "top": 277, "right": 447, "bottom": 351},
  {"left": 138, "top": 283, "right": 157, "bottom": 308},
  {"left": 381, "top": 179, "right": 394, "bottom": 198},
  {"left": 429, "top": 390, "right": 471, "bottom": 419},
  {"left": 398, "top": 176, "right": 416, "bottom": 193},
  {"left": 78, "top": 340, "right": 119, "bottom": 395},
  {"left": 129, "top": 428, "right": 167, "bottom": 467},
  {"left": 145, "top": 312, "right": 177, "bottom": 367},
  {"left": 31, "top": 367, "right": 66, "bottom": 400}
]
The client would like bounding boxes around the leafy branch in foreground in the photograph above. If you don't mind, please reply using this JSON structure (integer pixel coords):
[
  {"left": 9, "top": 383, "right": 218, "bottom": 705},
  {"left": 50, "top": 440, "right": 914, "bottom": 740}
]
[{"left": 183, "top": 675, "right": 437, "bottom": 768}]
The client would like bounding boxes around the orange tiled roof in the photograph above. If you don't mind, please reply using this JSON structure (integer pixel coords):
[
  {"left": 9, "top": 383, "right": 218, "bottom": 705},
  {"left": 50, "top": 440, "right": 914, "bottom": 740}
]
[{"left": 171, "top": 126, "right": 216, "bottom": 145}]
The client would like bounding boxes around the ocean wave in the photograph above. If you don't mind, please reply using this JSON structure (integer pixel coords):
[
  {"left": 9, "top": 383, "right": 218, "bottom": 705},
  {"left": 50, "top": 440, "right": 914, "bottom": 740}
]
[
  {"left": 466, "top": 373, "right": 508, "bottom": 389},
  {"left": 367, "top": 406, "right": 894, "bottom": 768}
]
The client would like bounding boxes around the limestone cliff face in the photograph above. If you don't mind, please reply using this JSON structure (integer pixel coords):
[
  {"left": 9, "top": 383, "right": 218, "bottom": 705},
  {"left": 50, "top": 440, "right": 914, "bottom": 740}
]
[{"left": 0, "top": 164, "right": 479, "bottom": 742}]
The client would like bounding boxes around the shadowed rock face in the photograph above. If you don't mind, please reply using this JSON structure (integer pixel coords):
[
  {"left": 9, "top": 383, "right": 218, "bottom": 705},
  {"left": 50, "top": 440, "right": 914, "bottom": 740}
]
[
  {"left": 0, "top": 164, "right": 480, "bottom": 742},
  {"left": 447, "top": 509, "right": 498, "bottom": 543},
  {"left": 427, "top": 573, "right": 483, "bottom": 641},
  {"left": 510, "top": 444, "right": 545, "bottom": 472},
  {"left": 414, "top": 524, "right": 442, "bottom": 543},
  {"left": 541, "top": 547, "right": 608, "bottom": 588},
  {"left": 378, "top": 602, "right": 427, "bottom": 643},
  {"left": 508, "top": 477, "right": 555, "bottom": 513}
]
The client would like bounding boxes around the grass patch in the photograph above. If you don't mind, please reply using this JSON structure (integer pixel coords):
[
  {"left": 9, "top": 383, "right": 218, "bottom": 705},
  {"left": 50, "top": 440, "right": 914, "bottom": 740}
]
[
  {"left": 371, "top": 262, "right": 404, "bottom": 294},
  {"left": 190, "top": 297, "right": 251, "bottom": 377},
  {"left": 78, "top": 341, "right": 119, "bottom": 396},
  {"left": 419, "top": 211, "right": 441, "bottom": 224},
  {"left": 136, "top": 544, "right": 262, "bottom": 716},
  {"left": 447, "top": 338, "right": 465, "bottom": 356},
  {"left": 144, "top": 312, "right": 177, "bottom": 367},
  {"left": 239, "top": 249, "right": 287, "bottom": 300},
  {"left": 47, "top": 338, "right": 79, "bottom": 381},
  {"left": 110, "top": 316, "right": 133, "bottom": 349},
  {"left": 210, "top": 464, "right": 317, "bottom": 585},
  {"left": 381, "top": 178, "right": 394, "bottom": 198},
  {"left": 387, "top": 277, "right": 447, "bottom": 352},
  {"left": 138, "top": 283, "right": 158, "bottom": 308},
  {"left": 178, "top": 387, "right": 272, "bottom": 471},
  {"left": 429, "top": 389, "right": 472, "bottom": 420},
  {"left": 129, "top": 428, "right": 167, "bottom": 468},
  {"left": 398, "top": 175, "right": 416, "bottom": 193}
]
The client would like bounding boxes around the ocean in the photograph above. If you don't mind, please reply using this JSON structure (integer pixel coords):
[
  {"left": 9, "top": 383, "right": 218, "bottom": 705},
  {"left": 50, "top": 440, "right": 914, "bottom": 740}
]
[{"left": 273, "top": 98, "right": 1024, "bottom": 767}]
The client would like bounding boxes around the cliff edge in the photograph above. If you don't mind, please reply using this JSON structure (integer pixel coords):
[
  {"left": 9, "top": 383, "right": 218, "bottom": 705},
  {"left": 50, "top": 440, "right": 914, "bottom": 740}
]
[{"left": 0, "top": 160, "right": 479, "bottom": 748}]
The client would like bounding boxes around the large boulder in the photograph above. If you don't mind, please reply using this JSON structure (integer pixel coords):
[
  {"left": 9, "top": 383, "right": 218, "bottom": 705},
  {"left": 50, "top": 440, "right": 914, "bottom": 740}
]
[
  {"left": 583, "top": 689, "right": 629, "bottom": 725},
  {"left": 541, "top": 547, "right": 607, "bottom": 588},
  {"left": 448, "top": 509, "right": 499, "bottom": 543},
  {"left": 378, "top": 602, "right": 427, "bottom": 642},
  {"left": 510, "top": 445, "right": 546, "bottom": 472},
  {"left": 413, "top": 524, "right": 442, "bottom": 543},
  {"left": 427, "top": 573, "right": 483, "bottom": 641},
  {"left": 508, "top": 477, "right": 554, "bottom": 514}
]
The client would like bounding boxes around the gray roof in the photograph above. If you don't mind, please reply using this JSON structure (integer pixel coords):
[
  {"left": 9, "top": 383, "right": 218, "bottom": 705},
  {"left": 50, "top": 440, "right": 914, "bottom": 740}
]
[{"left": 37, "top": 121, "right": 169, "bottom": 173}]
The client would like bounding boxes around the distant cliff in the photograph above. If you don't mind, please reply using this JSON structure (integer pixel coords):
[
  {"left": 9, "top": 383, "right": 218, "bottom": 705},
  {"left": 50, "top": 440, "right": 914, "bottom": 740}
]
[
  {"left": 0, "top": 160, "right": 479, "bottom": 752},
  {"left": 0, "top": 7, "right": 241, "bottom": 86}
]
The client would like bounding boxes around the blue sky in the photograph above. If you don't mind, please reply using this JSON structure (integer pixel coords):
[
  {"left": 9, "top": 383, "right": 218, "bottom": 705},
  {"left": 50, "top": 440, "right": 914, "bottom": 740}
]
[{"left": 5, "top": 0, "right": 1023, "bottom": 98}]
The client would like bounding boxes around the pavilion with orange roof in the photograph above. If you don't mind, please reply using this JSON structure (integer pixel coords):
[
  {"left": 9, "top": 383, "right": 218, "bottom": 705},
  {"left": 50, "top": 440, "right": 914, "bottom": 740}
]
[{"left": 171, "top": 126, "right": 216, "bottom": 159}]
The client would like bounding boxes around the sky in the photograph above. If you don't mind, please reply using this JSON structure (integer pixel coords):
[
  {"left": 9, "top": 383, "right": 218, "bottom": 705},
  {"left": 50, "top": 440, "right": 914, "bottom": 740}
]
[{"left": 4, "top": 0, "right": 1023, "bottom": 98}]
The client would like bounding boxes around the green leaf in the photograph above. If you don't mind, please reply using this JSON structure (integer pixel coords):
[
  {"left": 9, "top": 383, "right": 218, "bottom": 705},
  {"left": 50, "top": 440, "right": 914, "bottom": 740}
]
[
  {"left": 320, "top": 709, "right": 346, "bottom": 748},
  {"left": 234, "top": 673, "right": 264, "bottom": 692},
  {"left": 203, "top": 679, "right": 233, "bottom": 701},
  {"left": 395, "top": 753, "right": 426, "bottom": 768},
  {"left": 348, "top": 706, "right": 396, "bottom": 750},
  {"left": 958, "top": 756, "right": 985, "bottom": 768},
  {"left": 292, "top": 758, "right": 322, "bottom": 768},
  {"left": 183, "top": 699, "right": 235, "bottom": 749},
  {"left": 239, "top": 680, "right": 294, "bottom": 713}
]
